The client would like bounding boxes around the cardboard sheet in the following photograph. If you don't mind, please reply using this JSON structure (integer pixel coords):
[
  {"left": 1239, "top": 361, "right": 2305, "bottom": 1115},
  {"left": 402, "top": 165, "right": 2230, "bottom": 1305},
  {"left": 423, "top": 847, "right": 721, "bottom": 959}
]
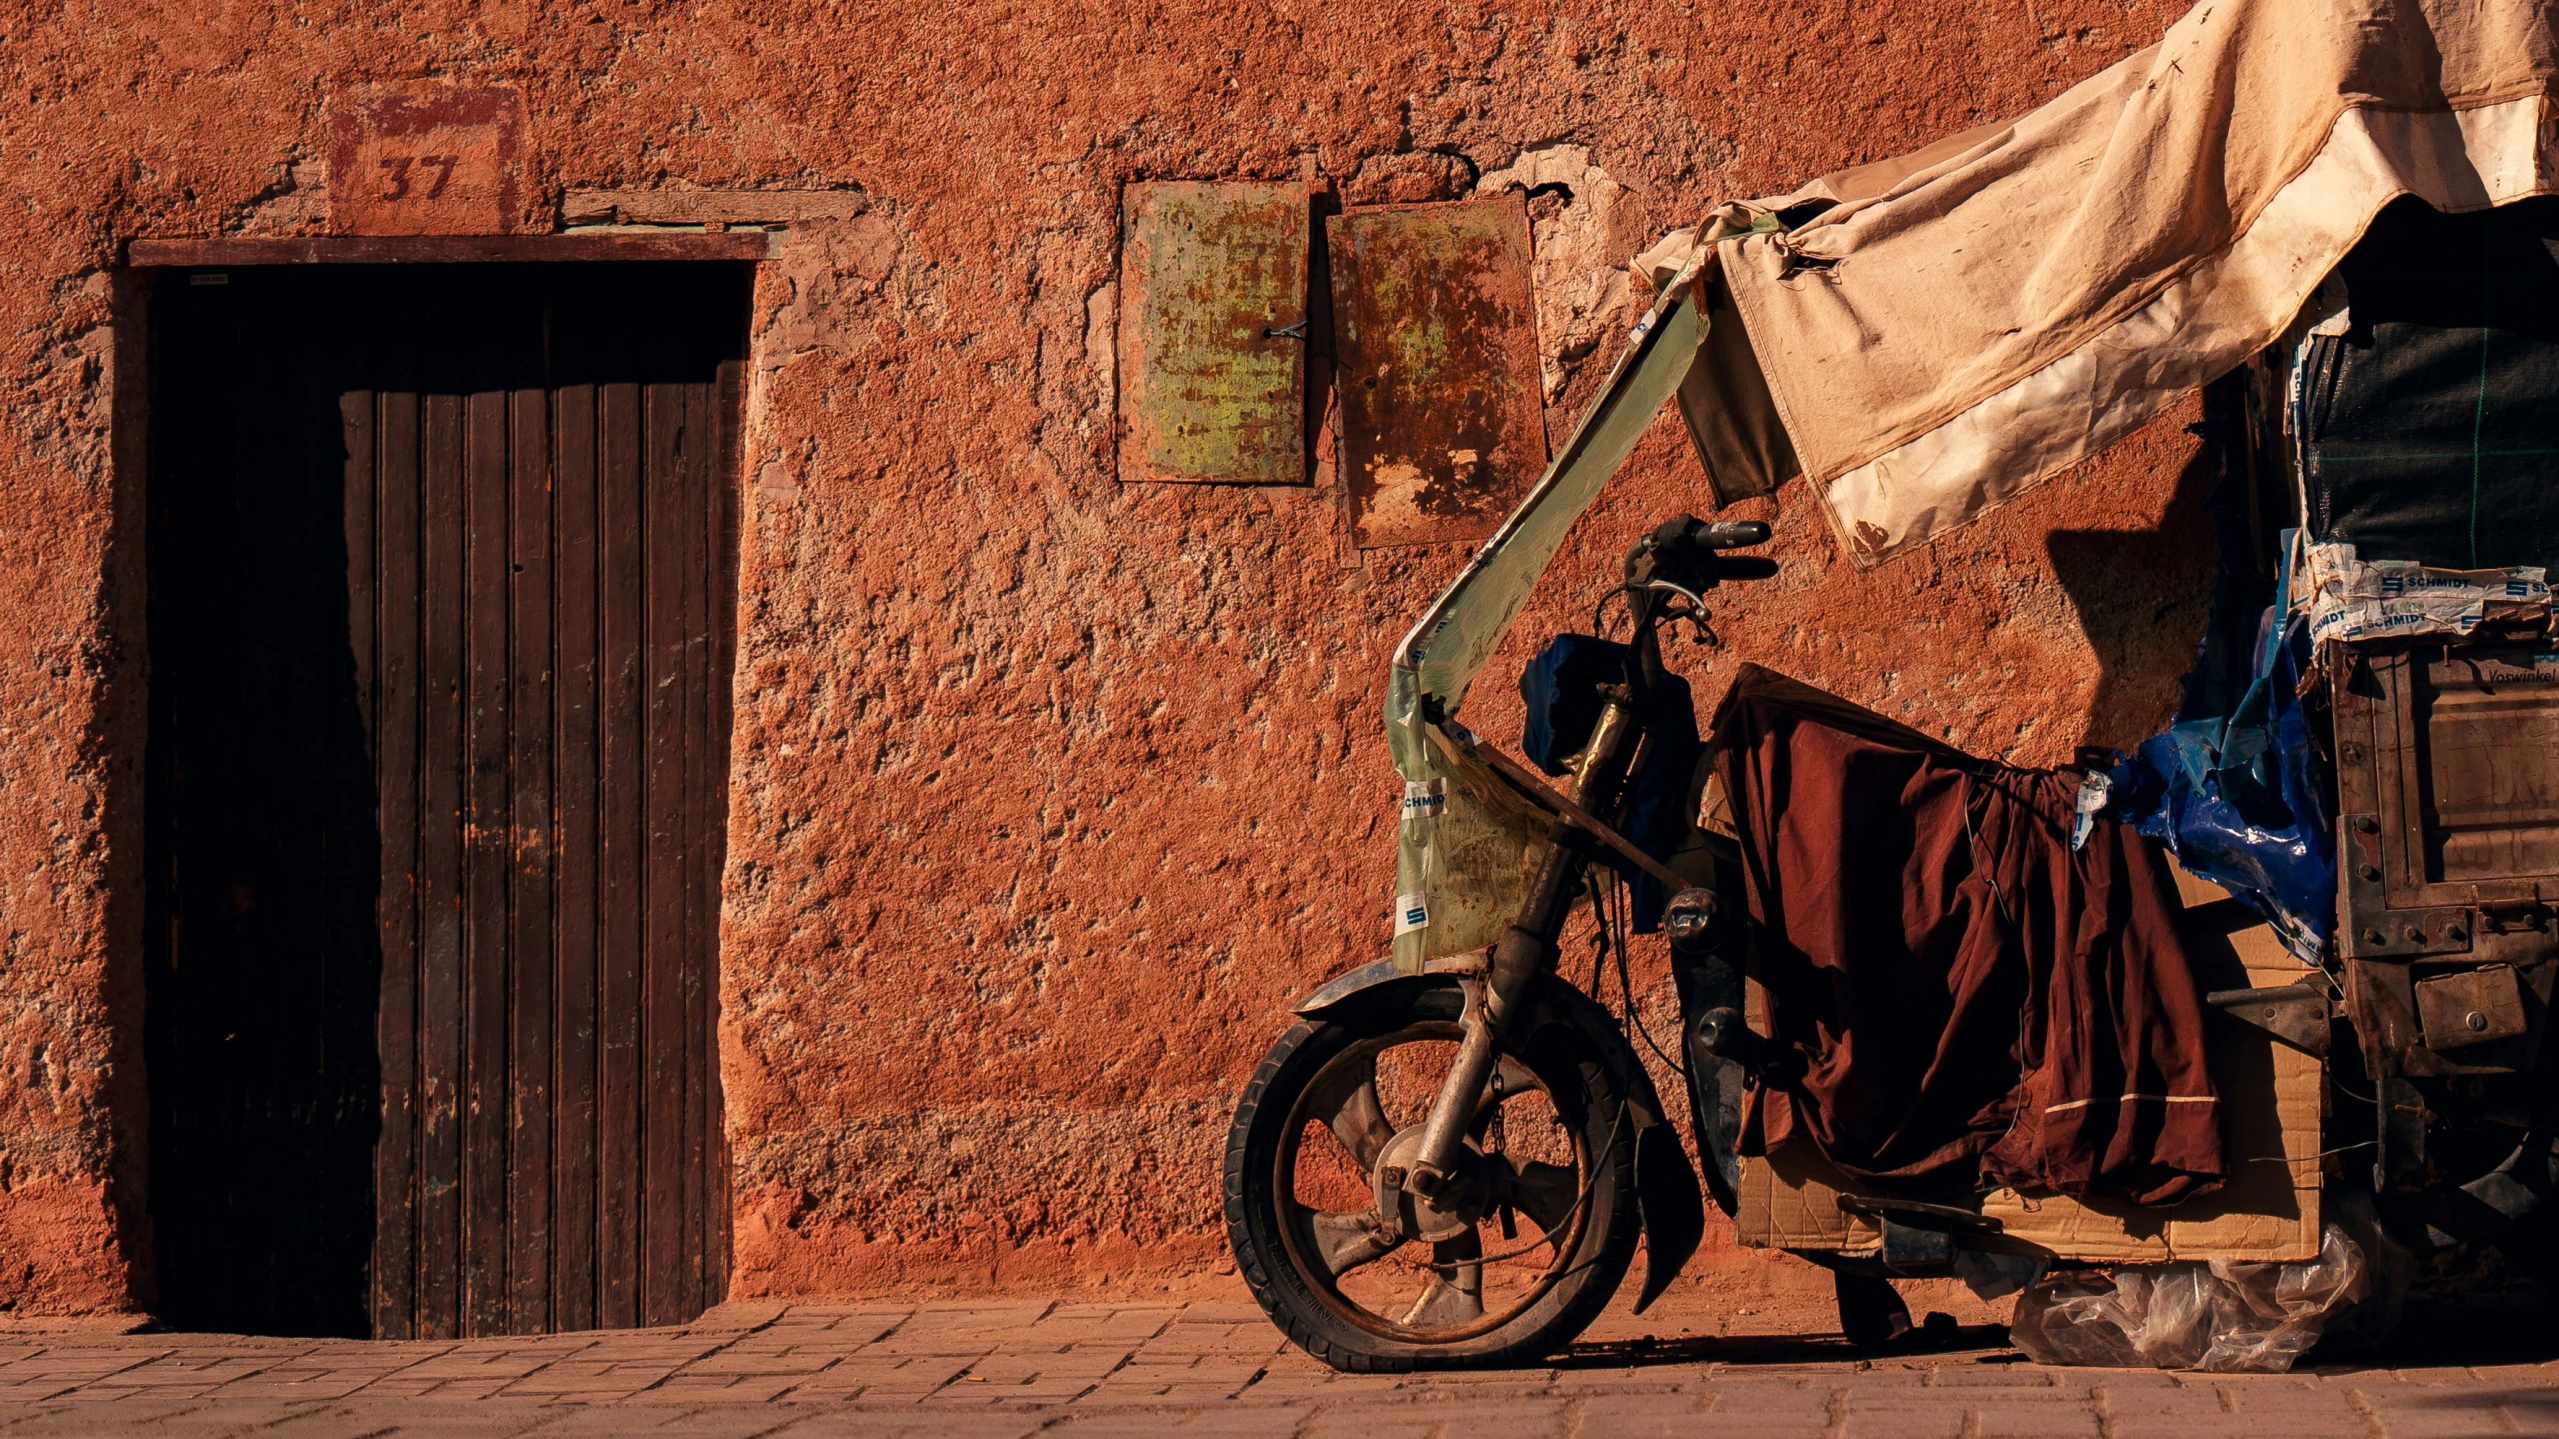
[{"left": 1735, "top": 866, "right": 2326, "bottom": 1263}]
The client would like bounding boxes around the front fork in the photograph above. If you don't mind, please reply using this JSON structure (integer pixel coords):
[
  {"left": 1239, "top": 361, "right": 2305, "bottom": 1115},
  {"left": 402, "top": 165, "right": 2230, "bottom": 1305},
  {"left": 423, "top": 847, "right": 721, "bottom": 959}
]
[{"left": 1404, "top": 699, "right": 1643, "bottom": 1198}]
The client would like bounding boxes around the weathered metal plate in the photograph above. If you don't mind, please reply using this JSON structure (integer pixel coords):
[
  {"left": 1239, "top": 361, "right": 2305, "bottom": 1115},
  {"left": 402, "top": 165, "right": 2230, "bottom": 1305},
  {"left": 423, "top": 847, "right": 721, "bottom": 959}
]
[
  {"left": 1329, "top": 196, "right": 1546, "bottom": 548},
  {"left": 1116, "top": 182, "right": 1309, "bottom": 484},
  {"left": 2414, "top": 964, "right": 2530, "bottom": 1050}
]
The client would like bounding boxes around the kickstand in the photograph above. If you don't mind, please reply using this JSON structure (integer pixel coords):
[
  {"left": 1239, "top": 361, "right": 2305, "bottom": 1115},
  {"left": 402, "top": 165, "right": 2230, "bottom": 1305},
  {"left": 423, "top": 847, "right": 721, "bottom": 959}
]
[
  {"left": 1833, "top": 1271, "right": 1912, "bottom": 1349},
  {"left": 1833, "top": 1271, "right": 1961, "bottom": 1353}
]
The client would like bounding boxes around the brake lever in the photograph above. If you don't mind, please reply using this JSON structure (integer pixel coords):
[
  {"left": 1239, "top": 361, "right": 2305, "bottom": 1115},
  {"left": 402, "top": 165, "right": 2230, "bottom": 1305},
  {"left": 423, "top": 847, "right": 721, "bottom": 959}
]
[
  {"left": 1639, "top": 576, "right": 1710, "bottom": 613},
  {"left": 1632, "top": 580, "right": 1720, "bottom": 647}
]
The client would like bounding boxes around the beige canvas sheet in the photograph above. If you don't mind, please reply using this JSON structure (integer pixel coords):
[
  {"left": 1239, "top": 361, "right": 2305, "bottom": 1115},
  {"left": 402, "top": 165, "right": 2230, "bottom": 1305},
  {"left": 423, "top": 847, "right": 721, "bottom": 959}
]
[
  {"left": 1697, "top": 0, "right": 2559, "bottom": 565},
  {"left": 1735, "top": 867, "right": 2327, "bottom": 1263}
]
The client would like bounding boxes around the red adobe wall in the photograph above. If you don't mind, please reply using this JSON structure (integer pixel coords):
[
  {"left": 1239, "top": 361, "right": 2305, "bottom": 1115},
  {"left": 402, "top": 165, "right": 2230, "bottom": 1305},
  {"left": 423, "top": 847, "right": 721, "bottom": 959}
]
[{"left": 0, "top": 0, "right": 2210, "bottom": 1313}]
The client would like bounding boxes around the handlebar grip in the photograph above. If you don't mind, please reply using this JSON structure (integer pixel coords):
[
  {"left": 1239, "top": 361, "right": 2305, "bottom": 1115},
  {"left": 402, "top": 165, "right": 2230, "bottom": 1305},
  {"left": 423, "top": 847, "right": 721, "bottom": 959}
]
[{"left": 1697, "top": 521, "right": 1772, "bottom": 550}]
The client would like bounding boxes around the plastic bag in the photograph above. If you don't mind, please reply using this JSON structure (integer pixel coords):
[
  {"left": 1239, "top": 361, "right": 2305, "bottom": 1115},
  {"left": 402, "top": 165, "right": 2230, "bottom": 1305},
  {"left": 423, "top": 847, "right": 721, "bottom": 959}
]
[{"left": 2008, "top": 1198, "right": 2407, "bottom": 1373}]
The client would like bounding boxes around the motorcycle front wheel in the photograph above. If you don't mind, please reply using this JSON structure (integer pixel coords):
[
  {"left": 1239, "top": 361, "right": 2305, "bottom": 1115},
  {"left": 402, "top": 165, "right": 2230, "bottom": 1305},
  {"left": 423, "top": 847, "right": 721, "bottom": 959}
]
[{"left": 1223, "top": 979, "right": 1640, "bottom": 1372}]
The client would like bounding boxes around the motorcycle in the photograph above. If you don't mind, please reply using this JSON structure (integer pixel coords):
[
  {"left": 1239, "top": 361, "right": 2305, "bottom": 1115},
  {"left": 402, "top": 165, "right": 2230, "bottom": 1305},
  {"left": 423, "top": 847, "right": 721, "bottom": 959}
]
[
  {"left": 1222, "top": 502, "right": 2559, "bottom": 1372},
  {"left": 1221, "top": 514, "right": 1776, "bottom": 1371}
]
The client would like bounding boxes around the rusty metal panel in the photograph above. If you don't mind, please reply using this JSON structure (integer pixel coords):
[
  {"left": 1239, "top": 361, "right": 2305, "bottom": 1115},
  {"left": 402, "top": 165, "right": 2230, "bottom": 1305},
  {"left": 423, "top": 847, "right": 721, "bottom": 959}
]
[
  {"left": 2331, "top": 637, "right": 2559, "bottom": 1076},
  {"left": 2403, "top": 647, "right": 2559, "bottom": 885},
  {"left": 1115, "top": 182, "right": 1309, "bottom": 485},
  {"left": 1329, "top": 196, "right": 1546, "bottom": 548},
  {"left": 2414, "top": 964, "right": 2530, "bottom": 1049},
  {"left": 2336, "top": 641, "right": 2559, "bottom": 917}
]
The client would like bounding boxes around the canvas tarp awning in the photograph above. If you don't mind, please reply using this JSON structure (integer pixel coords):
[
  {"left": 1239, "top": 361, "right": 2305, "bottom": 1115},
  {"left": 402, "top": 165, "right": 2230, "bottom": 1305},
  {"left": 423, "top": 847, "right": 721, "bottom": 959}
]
[{"left": 1679, "top": 0, "right": 2559, "bottom": 564}]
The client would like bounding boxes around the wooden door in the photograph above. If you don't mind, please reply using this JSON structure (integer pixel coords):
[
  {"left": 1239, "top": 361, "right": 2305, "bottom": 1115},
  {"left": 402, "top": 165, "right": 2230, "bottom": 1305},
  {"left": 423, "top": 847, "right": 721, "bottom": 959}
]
[{"left": 146, "top": 263, "right": 745, "bottom": 1338}]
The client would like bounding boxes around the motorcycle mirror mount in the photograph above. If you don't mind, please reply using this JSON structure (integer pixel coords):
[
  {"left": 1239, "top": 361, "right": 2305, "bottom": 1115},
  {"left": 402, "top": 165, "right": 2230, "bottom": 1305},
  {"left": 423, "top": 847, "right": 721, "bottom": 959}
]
[{"left": 1662, "top": 887, "right": 1720, "bottom": 949}]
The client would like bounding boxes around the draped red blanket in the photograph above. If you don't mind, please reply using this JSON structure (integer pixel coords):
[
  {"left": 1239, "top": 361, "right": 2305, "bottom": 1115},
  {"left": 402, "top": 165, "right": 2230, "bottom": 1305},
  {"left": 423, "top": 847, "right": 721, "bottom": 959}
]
[{"left": 1714, "top": 666, "right": 2223, "bottom": 1207}]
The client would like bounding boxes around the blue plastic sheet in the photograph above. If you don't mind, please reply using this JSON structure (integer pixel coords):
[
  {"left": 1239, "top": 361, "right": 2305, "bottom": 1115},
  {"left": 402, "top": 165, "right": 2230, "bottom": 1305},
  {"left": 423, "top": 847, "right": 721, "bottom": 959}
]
[
  {"left": 1520, "top": 634, "right": 1699, "bottom": 932},
  {"left": 2108, "top": 530, "right": 2335, "bottom": 962},
  {"left": 1521, "top": 634, "right": 1626, "bottom": 775}
]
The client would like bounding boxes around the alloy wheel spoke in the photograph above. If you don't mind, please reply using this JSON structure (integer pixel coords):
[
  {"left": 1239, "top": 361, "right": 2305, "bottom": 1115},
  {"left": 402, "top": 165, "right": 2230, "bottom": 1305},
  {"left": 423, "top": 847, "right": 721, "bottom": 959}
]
[
  {"left": 1285, "top": 1203, "right": 1399, "bottom": 1277},
  {"left": 1400, "top": 1227, "right": 1485, "bottom": 1331},
  {"left": 1312, "top": 1054, "right": 1394, "bottom": 1171},
  {"left": 1499, "top": 1159, "right": 1582, "bottom": 1236}
]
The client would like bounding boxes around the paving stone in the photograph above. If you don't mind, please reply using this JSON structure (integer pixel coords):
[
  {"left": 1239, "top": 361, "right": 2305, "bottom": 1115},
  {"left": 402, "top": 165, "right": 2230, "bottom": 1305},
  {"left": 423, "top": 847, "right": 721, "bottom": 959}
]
[
  {"left": 2351, "top": 1384, "right": 2541, "bottom": 1437},
  {"left": 1136, "top": 1331, "right": 1279, "bottom": 1351},
  {"left": 1228, "top": 1369, "right": 1409, "bottom": 1400},
  {"left": 1041, "top": 1418, "right": 1265, "bottom": 1439},
  {"left": 518, "top": 1405, "right": 812, "bottom": 1437},
  {"left": 1700, "top": 1377, "right": 1843, "bottom": 1403},
  {"left": 679, "top": 1354, "right": 843, "bottom": 1378},
  {"left": 1404, "top": 1366, "right": 1562, "bottom": 1387},
  {"left": 2468, "top": 1364, "right": 2559, "bottom": 1386},
  {"left": 1173, "top": 1305, "right": 1266, "bottom": 1325},
  {"left": 276, "top": 1406, "right": 562, "bottom": 1438},
  {"left": 1027, "top": 1308, "right": 1180, "bottom": 1342},
  {"left": 768, "top": 1413, "right": 1047, "bottom": 1438},
  {"left": 1919, "top": 1365, "right": 2066, "bottom": 1388},
  {"left": 0, "top": 1360, "right": 158, "bottom": 1383},
  {"left": 1831, "top": 1396, "right": 1980, "bottom": 1439},
  {"left": 1571, "top": 1391, "right": 1716, "bottom": 1433},
  {"left": 0, "top": 1400, "right": 243, "bottom": 1435},
  {"left": 1694, "top": 1380, "right": 1840, "bottom": 1433},
  {"left": 785, "top": 1356, "right": 975, "bottom": 1403},
  {"left": 1980, "top": 1398, "right": 2106, "bottom": 1434},
  {"left": 1290, "top": 1414, "right": 1457, "bottom": 1439},
  {"left": 0, "top": 1299, "right": 2553, "bottom": 1436}
]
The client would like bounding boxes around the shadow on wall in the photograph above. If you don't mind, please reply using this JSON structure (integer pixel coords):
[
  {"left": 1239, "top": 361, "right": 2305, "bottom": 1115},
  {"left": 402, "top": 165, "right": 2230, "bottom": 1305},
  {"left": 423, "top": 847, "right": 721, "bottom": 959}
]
[
  {"left": 144, "top": 273, "right": 384, "bottom": 1338},
  {"left": 2042, "top": 400, "right": 2226, "bottom": 756},
  {"left": 144, "top": 273, "right": 393, "bottom": 1337}
]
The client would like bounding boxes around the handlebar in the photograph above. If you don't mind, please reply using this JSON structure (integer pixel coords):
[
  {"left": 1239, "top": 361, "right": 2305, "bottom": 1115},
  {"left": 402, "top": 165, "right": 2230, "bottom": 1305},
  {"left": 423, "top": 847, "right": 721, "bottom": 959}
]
[
  {"left": 1649, "top": 516, "right": 1770, "bottom": 553},
  {"left": 1610, "top": 514, "right": 1777, "bottom": 652},
  {"left": 1693, "top": 520, "right": 1772, "bottom": 550}
]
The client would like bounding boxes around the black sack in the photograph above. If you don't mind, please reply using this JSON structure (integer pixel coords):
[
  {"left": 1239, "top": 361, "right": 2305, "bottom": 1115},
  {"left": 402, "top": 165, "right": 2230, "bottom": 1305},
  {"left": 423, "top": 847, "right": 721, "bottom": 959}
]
[{"left": 2302, "top": 196, "right": 2559, "bottom": 571}]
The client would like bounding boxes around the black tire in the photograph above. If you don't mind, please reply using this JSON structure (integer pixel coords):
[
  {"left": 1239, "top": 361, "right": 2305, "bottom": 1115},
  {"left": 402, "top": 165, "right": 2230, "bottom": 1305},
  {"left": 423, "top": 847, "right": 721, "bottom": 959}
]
[{"left": 1223, "top": 979, "right": 1641, "bottom": 1372}]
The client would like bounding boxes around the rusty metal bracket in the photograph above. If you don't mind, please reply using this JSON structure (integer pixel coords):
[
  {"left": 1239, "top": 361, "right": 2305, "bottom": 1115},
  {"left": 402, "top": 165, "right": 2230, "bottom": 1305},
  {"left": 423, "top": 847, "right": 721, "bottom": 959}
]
[
  {"left": 1835, "top": 1197, "right": 1999, "bottom": 1278},
  {"left": 2377, "top": 1076, "right": 2429, "bottom": 1192},
  {"left": 2204, "top": 983, "right": 2333, "bottom": 1057},
  {"left": 2478, "top": 895, "right": 2552, "bottom": 933},
  {"left": 1834, "top": 1194, "right": 2002, "bottom": 1233}
]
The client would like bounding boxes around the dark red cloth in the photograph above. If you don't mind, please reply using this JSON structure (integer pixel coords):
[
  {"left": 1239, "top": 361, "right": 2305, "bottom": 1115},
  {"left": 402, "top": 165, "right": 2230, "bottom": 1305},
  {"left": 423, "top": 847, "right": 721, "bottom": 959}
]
[{"left": 1713, "top": 666, "right": 2222, "bottom": 1206}]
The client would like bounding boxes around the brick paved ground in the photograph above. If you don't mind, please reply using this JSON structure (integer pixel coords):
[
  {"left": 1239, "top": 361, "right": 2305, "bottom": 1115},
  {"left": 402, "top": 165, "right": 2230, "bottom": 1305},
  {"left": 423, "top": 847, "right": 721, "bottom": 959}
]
[{"left": 0, "top": 1295, "right": 2553, "bottom": 1437}]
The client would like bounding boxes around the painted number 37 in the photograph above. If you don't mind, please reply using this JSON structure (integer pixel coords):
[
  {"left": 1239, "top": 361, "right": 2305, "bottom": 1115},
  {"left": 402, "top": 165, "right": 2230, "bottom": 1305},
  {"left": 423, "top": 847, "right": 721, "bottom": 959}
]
[{"left": 378, "top": 155, "right": 459, "bottom": 201}]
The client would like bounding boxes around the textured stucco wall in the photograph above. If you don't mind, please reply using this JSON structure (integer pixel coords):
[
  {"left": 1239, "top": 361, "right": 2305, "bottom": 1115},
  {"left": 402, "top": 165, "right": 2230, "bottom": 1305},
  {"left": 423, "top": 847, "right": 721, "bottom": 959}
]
[{"left": 0, "top": 0, "right": 2218, "bottom": 1312}]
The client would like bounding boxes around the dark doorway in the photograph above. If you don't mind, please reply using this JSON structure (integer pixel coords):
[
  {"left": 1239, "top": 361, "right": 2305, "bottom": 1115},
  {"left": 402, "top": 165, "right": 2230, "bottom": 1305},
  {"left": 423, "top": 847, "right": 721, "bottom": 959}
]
[{"left": 145, "top": 262, "right": 748, "bottom": 1338}]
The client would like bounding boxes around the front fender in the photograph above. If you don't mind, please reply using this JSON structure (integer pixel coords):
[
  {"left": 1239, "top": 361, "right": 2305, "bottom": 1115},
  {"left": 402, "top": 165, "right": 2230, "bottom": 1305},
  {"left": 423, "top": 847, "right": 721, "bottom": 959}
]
[{"left": 1293, "top": 958, "right": 1419, "bottom": 1018}]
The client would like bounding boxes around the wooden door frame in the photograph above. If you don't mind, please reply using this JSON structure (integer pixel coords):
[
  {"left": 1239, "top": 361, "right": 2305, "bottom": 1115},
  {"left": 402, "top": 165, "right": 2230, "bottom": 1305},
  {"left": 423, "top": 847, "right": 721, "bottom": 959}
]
[
  {"left": 127, "top": 233, "right": 777, "bottom": 267},
  {"left": 125, "top": 240, "right": 762, "bottom": 1335}
]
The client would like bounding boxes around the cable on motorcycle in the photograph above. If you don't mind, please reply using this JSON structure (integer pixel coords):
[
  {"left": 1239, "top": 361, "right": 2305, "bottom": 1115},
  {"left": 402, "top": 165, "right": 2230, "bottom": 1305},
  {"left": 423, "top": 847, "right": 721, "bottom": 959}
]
[
  {"left": 1586, "top": 866, "right": 1685, "bottom": 1079},
  {"left": 1590, "top": 583, "right": 1718, "bottom": 647}
]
